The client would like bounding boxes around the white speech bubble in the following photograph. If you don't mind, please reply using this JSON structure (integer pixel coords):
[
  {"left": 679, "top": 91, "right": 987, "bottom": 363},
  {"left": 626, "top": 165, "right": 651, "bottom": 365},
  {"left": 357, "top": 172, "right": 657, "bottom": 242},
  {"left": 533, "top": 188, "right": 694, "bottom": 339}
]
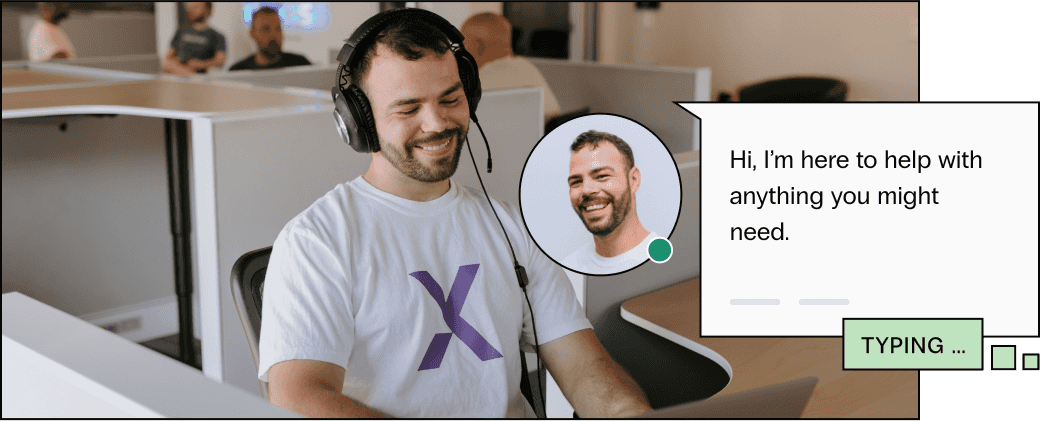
[{"left": 681, "top": 103, "right": 1038, "bottom": 337}]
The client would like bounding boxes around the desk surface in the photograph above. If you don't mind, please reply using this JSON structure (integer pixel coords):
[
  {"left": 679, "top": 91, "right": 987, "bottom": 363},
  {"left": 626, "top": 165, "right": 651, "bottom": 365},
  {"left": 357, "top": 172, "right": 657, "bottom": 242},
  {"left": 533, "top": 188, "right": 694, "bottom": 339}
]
[
  {"left": 3, "top": 79, "right": 323, "bottom": 114},
  {"left": 621, "top": 279, "right": 918, "bottom": 418},
  {"left": 2, "top": 68, "right": 101, "bottom": 88}
]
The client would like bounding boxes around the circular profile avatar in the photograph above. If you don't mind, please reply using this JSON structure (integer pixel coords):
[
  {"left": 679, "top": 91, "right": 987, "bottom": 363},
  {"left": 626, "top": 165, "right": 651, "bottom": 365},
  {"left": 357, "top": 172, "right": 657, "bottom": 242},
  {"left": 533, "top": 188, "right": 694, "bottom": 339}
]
[{"left": 520, "top": 114, "right": 681, "bottom": 276}]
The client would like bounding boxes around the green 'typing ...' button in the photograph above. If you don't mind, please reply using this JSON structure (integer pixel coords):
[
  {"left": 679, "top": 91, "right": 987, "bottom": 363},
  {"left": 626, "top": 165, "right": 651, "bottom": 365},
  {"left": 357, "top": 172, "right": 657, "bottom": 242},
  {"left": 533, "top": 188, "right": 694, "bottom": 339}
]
[{"left": 843, "top": 319, "right": 983, "bottom": 370}]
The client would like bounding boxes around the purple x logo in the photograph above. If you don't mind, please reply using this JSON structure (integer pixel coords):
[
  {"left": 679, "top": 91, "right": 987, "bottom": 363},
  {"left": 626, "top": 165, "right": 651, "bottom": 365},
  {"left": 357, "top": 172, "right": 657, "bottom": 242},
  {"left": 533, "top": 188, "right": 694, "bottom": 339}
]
[{"left": 410, "top": 264, "right": 503, "bottom": 371}]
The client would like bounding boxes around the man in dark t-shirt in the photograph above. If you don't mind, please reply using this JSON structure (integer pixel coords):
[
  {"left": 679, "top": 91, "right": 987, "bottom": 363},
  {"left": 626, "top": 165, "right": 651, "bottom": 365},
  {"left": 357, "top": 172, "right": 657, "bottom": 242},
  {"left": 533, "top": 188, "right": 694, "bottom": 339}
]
[
  {"left": 230, "top": 7, "right": 312, "bottom": 71},
  {"left": 163, "top": 2, "right": 226, "bottom": 75}
]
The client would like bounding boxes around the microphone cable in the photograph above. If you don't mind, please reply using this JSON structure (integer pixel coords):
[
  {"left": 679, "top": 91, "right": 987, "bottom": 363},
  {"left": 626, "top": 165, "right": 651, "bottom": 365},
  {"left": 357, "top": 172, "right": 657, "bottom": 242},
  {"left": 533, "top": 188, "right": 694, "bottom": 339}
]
[{"left": 464, "top": 119, "right": 545, "bottom": 418}]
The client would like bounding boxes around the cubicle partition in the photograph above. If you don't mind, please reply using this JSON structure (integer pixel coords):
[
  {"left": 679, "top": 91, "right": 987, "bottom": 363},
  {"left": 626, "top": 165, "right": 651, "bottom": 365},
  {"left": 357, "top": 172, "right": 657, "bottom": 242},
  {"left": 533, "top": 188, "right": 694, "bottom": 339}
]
[
  {"left": 207, "top": 64, "right": 339, "bottom": 95},
  {"left": 2, "top": 293, "right": 293, "bottom": 418},
  {"left": 3, "top": 64, "right": 337, "bottom": 397},
  {"left": 55, "top": 54, "right": 163, "bottom": 74},
  {"left": 529, "top": 58, "right": 710, "bottom": 153},
  {"left": 452, "top": 87, "right": 544, "bottom": 206}
]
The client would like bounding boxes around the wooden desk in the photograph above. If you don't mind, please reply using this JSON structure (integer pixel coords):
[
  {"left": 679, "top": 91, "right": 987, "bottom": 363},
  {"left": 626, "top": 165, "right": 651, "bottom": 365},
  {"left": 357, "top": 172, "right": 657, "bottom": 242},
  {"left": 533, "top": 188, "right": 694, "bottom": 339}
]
[
  {"left": 3, "top": 79, "right": 322, "bottom": 113},
  {"left": 2, "top": 68, "right": 101, "bottom": 88},
  {"left": 621, "top": 279, "right": 918, "bottom": 418}
]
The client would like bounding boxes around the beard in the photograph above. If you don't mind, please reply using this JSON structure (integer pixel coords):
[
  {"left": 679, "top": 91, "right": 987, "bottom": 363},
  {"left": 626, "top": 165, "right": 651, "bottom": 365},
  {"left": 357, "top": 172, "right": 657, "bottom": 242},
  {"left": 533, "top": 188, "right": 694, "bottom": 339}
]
[
  {"left": 380, "top": 126, "right": 467, "bottom": 183},
  {"left": 260, "top": 40, "right": 281, "bottom": 59},
  {"left": 575, "top": 182, "right": 632, "bottom": 237}
]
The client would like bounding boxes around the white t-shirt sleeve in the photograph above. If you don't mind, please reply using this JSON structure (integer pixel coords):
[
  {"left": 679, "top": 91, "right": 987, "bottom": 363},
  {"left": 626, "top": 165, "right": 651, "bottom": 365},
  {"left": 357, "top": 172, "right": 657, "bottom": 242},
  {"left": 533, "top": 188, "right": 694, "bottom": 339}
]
[
  {"left": 27, "top": 21, "right": 55, "bottom": 62},
  {"left": 503, "top": 203, "right": 593, "bottom": 351},
  {"left": 257, "top": 220, "right": 356, "bottom": 381}
]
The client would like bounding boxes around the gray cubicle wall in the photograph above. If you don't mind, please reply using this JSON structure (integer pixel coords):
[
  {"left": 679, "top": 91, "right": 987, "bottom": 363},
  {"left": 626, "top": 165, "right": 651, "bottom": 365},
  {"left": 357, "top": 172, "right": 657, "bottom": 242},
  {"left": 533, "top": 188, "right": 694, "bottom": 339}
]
[
  {"left": 582, "top": 151, "right": 723, "bottom": 408},
  {"left": 452, "top": 87, "right": 544, "bottom": 207},
  {"left": 208, "top": 64, "right": 339, "bottom": 94},
  {"left": 57, "top": 54, "right": 163, "bottom": 74},
  {"left": 529, "top": 58, "right": 710, "bottom": 154},
  {"left": 209, "top": 86, "right": 545, "bottom": 397},
  {"left": 211, "top": 104, "right": 362, "bottom": 396},
  {"left": 2, "top": 115, "right": 176, "bottom": 328}
]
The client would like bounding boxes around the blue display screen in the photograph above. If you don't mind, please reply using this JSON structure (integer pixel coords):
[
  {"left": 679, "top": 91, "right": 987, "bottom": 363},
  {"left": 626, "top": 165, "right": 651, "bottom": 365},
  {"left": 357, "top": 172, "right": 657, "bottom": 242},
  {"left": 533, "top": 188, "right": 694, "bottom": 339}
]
[{"left": 243, "top": 2, "right": 330, "bottom": 31}]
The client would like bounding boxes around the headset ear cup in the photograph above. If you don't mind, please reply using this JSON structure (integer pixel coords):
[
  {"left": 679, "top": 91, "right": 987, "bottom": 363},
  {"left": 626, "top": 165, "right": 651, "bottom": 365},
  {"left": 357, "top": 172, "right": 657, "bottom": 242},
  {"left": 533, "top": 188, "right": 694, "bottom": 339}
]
[
  {"left": 332, "top": 87, "right": 361, "bottom": 151},
  {"left": 345, "top": 84, "right": 379, "bottom": 153}
]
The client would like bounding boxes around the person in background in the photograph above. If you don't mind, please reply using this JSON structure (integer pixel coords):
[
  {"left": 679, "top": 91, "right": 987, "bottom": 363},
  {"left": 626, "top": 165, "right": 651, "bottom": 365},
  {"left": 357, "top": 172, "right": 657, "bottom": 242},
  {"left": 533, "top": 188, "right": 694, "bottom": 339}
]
[
  {"left": 461, "top": 12, "right": 561, "bottom": 123},
  {"left": 230, "top": 7, "right": 312, "bottom": 71},
  {"left": 28, "top": 2, "right": 76, "bottom": 61},
  {"left": 163, "top": 2, "right": 226, "bottom": 75}
]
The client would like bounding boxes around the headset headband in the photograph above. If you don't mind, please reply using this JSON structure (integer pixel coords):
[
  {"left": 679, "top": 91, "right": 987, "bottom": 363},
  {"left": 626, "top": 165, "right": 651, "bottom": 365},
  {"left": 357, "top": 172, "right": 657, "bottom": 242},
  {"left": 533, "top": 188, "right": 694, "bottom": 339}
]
[{"left": 336, "top": 8, "right": 467, "bottom": 74}]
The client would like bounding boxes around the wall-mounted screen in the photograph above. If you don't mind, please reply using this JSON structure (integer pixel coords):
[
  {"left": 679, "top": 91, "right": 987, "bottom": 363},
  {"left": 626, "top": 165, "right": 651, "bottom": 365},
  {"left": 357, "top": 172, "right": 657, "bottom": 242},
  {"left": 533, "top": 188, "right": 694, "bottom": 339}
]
[{"left": 243, "top": 2, "right": 330, "bottom": 32}]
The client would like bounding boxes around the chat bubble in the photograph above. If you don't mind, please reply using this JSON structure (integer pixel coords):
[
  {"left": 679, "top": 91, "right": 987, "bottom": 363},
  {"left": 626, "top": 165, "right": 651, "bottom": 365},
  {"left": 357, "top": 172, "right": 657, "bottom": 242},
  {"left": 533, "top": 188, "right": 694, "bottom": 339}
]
[{"left": 679, "top": 103, "right": 1038, "bottom": 337}]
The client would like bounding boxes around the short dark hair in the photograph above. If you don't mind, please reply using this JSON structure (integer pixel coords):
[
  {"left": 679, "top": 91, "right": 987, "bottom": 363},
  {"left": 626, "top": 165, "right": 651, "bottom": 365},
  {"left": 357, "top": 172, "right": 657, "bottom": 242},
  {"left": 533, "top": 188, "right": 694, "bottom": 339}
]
[
  {"left": 251, "top": 6, "right": 279, "bottom": 28},
  {"left": 351, "top": 17, "right": 452, "bottom": 92},
  {"left": 570, "top": 130, "right": 636, "bottom": 172}
]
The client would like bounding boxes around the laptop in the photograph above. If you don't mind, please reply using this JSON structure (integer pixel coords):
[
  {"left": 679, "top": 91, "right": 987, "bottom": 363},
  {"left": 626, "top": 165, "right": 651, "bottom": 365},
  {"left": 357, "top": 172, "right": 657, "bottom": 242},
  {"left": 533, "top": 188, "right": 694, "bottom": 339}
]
[{"left": 636, "top": 376, "right": 818, "bottom": 418}]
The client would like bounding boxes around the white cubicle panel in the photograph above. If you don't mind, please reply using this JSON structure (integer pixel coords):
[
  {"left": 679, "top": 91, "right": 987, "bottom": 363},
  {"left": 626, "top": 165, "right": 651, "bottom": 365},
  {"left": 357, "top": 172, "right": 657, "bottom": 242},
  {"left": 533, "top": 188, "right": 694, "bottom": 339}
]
[
  {"left": 209, "top": 64, "right": 339, "bottom": 94},
  {"left": 2, "top": 60, "right": 153, "bottom": 92},
  {"left": 453, "top": 86, "right": 544, "bottom": 208},
  {"left": 209, "top": 103, "right": 369, "bottom": 396},
  {"left": 56, "top": 54, "right": 163, "bottom": 74},
  {"left": 529, "top": 58, "right": 710, "bottom": 153},
  {"left": 2, "top": 292, "right": 295, "bottom": 418}
]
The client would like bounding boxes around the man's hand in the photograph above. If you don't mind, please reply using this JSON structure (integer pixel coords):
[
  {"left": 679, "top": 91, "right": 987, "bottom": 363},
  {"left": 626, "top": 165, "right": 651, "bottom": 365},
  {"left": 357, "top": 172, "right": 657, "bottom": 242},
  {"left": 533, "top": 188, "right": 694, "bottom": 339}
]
[
  {"left": 540, "top": 329, "right": 653, "bottom": 418},
  {"left": 186, "top": 58, "right": 207, "bottom": 71},
  {"left": 268, "top": 359, "right": 391, "bottom": 418}
]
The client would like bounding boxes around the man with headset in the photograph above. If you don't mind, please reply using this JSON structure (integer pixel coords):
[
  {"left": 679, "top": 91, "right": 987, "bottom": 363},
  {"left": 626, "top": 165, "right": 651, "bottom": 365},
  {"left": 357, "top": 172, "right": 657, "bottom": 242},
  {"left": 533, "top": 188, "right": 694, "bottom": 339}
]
[{"left": 257, "top": 8, "right": 651, "bottom": 418}]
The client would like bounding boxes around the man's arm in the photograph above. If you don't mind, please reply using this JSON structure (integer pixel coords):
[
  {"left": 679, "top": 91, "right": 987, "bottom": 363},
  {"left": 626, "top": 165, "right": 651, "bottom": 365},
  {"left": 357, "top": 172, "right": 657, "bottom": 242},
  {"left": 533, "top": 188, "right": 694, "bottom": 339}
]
[
  {"left": 162, "top": 47, "right": 195, "bottom": 75},
  {"left": 540, "top": 328, "right": 652, "bottom": 418},
  {"left": 268, "top": 359, "right": 392, "bottom": 418},
  {"left": 188, "top": 51, "right": 226, "bottom": 72}
]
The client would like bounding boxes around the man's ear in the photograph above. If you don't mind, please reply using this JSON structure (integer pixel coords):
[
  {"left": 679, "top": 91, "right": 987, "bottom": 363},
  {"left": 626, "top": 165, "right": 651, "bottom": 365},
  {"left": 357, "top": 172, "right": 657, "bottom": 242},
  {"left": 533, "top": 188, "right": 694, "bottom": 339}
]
[{"left": 629, "top": 166, "right": 641, "bottom": 194}]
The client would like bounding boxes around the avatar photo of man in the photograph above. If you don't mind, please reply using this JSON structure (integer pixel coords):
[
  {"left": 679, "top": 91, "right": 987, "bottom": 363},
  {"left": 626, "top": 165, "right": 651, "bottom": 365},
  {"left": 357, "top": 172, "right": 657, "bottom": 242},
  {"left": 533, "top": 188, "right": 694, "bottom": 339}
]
[{"left": 520, "top": 114, "right": 681, "bottom": 276}]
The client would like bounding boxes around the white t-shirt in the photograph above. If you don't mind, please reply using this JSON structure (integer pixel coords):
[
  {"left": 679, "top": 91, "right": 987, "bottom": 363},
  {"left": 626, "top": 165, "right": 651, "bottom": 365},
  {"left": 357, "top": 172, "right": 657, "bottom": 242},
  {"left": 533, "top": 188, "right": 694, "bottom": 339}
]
[
  {"left": 28, "top": 19, "right": 76, "bottom": 62},
  {"left": 562, "top": 231, "right": 658, "bottom": 275},
  {"left": 258, "top": 176, "right": 591, "bottom": 418},
  {"left": 479, "top": 56, "right": 561, "bottom": 123}
]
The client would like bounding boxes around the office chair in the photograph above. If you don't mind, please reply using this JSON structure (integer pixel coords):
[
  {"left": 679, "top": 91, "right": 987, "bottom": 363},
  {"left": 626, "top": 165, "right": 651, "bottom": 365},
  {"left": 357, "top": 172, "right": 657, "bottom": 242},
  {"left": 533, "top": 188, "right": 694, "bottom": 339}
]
[
  {"left": 230, "top": 246, "right": 273, "bottom": 400},
  {"left": 529, "top": 29, "right": 569, "bottom": 59},
  {"left": 545, "top": 107, "right": 591, "bottom": 134},
  {"left": 738, "top": 76, "right": 848, "bottom": 102}
]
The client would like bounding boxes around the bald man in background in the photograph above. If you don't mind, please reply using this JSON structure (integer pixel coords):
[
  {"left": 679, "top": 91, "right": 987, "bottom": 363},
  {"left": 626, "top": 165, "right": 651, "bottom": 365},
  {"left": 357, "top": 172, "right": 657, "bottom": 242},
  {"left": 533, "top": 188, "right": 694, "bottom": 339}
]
[{"left": 461, "top": 12, "right": 560, "bottom": 124}]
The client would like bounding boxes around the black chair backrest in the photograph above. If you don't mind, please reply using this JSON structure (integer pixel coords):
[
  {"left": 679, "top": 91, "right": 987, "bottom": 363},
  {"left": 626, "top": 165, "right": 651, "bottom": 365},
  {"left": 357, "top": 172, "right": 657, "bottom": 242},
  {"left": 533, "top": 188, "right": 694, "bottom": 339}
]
[
  {"left": 738, "top": 76, "right": 848, "bottom": 102},
  {"left": 545, "top": 106, "right": 591, "bottom": 134},
  {"left": 230, "top": 246, "right": 272, "bottom": 399}
]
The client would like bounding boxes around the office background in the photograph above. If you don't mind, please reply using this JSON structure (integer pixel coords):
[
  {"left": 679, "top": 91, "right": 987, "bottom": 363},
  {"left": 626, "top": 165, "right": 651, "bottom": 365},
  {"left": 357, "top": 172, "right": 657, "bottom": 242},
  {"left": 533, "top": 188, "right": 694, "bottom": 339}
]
[{"left": 4, "top": 0, "right": 1035, "bottom": 415}]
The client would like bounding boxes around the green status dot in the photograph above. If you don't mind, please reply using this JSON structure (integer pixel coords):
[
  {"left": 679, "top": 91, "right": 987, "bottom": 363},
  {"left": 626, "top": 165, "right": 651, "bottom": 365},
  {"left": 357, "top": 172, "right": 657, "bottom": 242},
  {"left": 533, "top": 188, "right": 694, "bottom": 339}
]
[{"left": 648, "top": 238, "right": 672, "bottom": 263}]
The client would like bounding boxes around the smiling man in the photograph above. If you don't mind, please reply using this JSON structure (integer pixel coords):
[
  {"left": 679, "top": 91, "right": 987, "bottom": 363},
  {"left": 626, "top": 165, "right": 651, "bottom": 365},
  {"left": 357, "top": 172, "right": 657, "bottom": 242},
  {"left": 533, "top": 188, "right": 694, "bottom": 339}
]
[
  {"left": 564, "top": 130, "right": 657, "bottom": 274},
  {"left": 257, "top": 9, "right": 650, "bottom": 418}
]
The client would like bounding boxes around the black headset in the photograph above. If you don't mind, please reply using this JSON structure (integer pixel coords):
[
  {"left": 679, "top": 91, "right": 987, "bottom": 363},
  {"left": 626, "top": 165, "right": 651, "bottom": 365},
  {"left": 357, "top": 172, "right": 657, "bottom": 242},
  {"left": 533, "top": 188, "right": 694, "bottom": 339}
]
[{"left": 331, "top": 8, "right": 482, "bottom": 153}]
